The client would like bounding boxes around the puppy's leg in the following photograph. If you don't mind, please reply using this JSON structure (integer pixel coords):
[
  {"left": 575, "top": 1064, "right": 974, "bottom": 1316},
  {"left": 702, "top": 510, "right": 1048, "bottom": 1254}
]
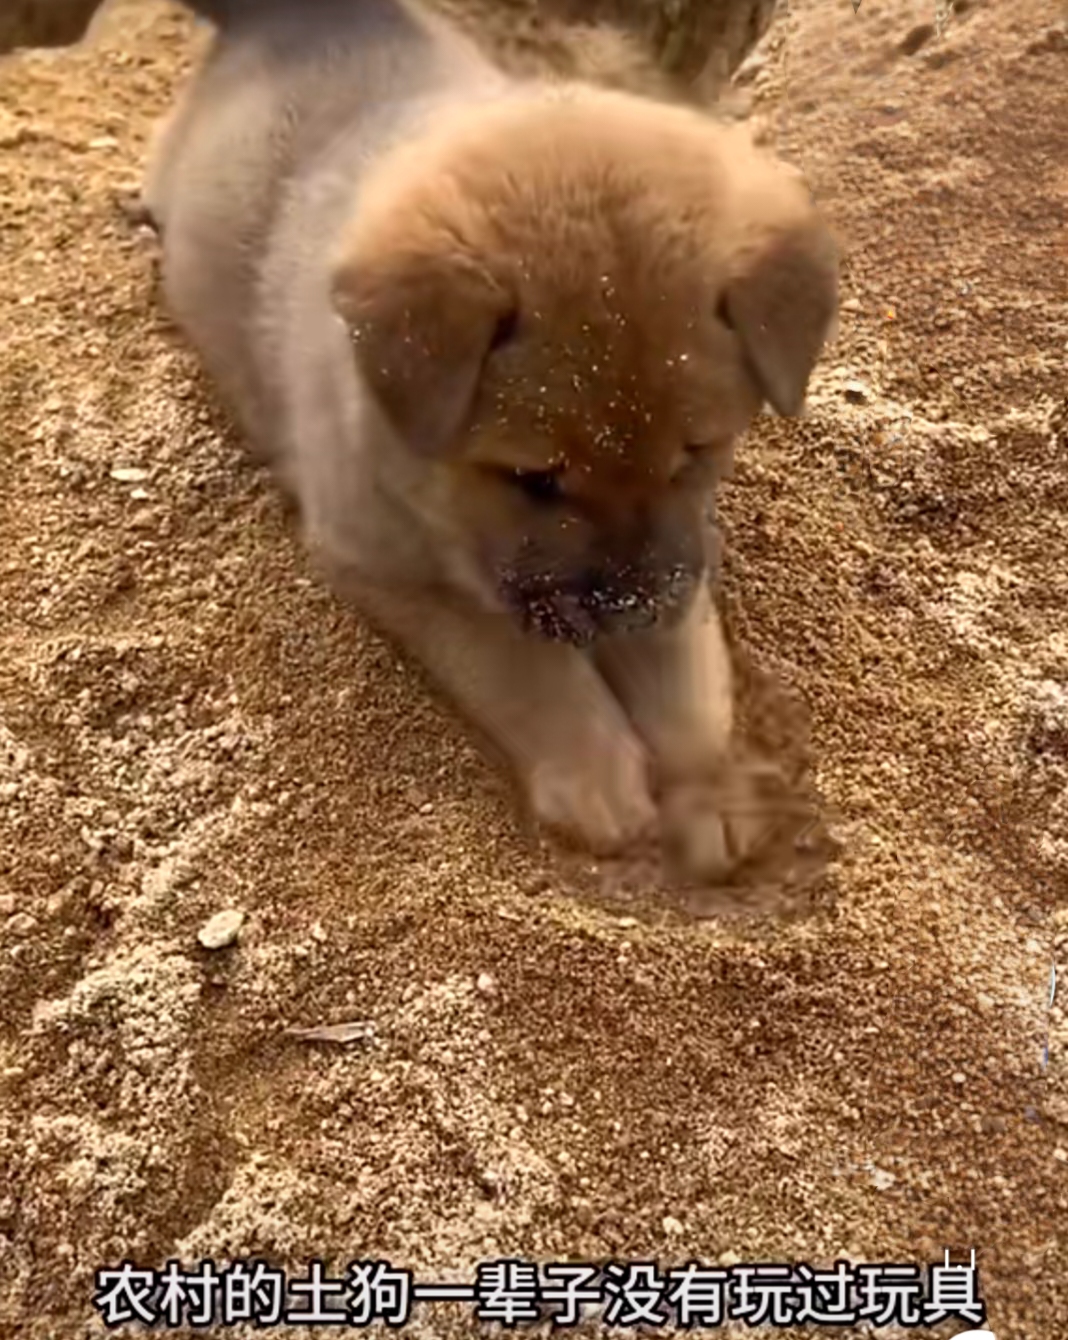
[
  {"left": 340, "top": 578, "right": 657, "bottom": 856},
  {"left": 594, "top": 582, "right": 734, "bottom": 782},
  {"left": 594, "top": 584, "right": 777, "bottom": 879}
]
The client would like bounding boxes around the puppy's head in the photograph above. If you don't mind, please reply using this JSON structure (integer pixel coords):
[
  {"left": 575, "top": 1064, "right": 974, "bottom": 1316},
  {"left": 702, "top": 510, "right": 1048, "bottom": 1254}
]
[{"left": 332, "top": 92, "right": 838, "bottom": 644}]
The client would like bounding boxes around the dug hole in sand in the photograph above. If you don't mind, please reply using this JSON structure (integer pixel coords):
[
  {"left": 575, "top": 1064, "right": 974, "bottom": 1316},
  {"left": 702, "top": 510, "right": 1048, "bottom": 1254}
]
[{"left": 0, "top": 0, "right": 1066, "bottom": 1337}]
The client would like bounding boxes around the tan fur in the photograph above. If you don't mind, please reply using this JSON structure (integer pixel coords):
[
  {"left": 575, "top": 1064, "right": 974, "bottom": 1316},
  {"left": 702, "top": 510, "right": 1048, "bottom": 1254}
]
[{"left": 147, "top": 0, "right": 838, "bottom": 863}]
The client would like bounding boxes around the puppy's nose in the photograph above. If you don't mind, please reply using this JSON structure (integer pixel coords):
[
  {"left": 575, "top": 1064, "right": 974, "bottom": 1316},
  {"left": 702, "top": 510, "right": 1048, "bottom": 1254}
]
[
  {"left": 575, "top": 561, "right": 693, "bottom": 632},
  {"left": 579, "top": 577, "right": 654, "bottom": 625}
]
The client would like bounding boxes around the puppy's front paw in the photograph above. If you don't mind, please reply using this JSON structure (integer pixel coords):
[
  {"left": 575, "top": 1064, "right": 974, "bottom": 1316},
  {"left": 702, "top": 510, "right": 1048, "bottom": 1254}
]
[
  {"left": 661, "top": 756, "right": 790, "bottom": 884},
  {"left": 526, "top": 733, "right": 657, "bottom": 857}
]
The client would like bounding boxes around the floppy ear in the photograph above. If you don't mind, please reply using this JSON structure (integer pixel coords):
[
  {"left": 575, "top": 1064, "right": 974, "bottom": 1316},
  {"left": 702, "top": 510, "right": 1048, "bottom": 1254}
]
[
  {"left": 720, "top": 221, "right": 839, "bottom": 417},
  {"left": 332, "top": 245, "right": 509, "bottom": 456}
]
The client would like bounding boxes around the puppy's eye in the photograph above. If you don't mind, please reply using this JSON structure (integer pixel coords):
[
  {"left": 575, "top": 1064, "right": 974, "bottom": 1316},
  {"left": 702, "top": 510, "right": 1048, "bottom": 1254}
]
[
  {"left": 508, "top": 467, "right": 563, "bottom": 504},
  {"left": 677, "top": 441, "right": 730, "bottom": 482},
  {"left": 489, "top": 308, "right": 520, "bottom": 352},
  {"left": 682, "top": 443, "right": 713, "bottom": 468}
]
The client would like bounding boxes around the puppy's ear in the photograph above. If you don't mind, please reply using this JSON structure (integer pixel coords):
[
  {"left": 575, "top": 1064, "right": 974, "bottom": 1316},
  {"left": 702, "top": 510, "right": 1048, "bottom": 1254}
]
[
  {"left": 332, "top": 244, "right": 509, "bottom": 456},
  {"left": 720, "top": 220, "right": 839, "bottom": 417}
]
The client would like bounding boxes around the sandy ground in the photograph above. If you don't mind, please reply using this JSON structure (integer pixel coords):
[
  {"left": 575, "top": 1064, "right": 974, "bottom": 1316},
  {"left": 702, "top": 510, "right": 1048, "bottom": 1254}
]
[{"left": 1, "top": 0, "right": 1067, "bottom": 1336}]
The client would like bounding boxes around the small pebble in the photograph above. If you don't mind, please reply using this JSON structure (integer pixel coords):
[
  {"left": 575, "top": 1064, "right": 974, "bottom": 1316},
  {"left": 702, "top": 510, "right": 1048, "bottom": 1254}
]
[
  {"left": 1043, "top": 1095, "right": 1068, "bottom": 1125},
  {"left": 662, "top": 1215, "right": 685, "bottom": 1236},
  {"left": 844, "top": 379, "right": 870, "bottom": 403},
  {"left": 6, "top": 912, "right": 37, "bottom": 937},
  {"left": 476, "top": 972, "right": 498, "bottom": 996},
  {"left": 197, "top": 909, "right": 245, "bottom": 950}
]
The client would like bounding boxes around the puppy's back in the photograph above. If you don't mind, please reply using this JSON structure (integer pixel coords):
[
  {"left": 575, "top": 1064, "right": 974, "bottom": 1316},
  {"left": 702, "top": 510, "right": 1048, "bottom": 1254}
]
[{"left": 150, "top": 0, "right": 497, "bottom": 458}]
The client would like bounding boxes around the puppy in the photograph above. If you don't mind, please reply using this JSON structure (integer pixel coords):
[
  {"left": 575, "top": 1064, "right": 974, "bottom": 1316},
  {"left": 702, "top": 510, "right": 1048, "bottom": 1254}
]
[{"left": 145, "top": 0, "right": 838, "bottom": 864}]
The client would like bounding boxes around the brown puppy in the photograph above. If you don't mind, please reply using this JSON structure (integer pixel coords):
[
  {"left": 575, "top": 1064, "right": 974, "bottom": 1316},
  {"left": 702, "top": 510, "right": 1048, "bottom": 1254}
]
[{"left": 146, "top": 0, "right": 838, "bottom": 863}]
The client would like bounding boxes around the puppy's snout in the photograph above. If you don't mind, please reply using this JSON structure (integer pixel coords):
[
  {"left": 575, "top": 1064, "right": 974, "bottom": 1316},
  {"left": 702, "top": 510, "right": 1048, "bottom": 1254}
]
[
  {"left": 573, "top": 559, "right": 693, "bottom": 633},
  {"left": 503, "top": 556, "right": 698, "bottom": 644},
  {"left": 500, "top": 512, "right": 707, "bottom": 643}
]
